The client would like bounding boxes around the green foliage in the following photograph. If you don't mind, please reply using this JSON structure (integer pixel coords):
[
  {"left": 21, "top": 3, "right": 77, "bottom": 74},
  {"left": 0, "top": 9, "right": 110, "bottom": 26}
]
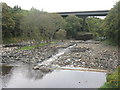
[
  {"left": 2, "top": 1, "right": 120, "bottom": 46},
  {"left": 64, "top": 15, "right": 83, "bottom": 39},
  {"left": 0, "top": 3, "right": 2, "bottom": 44},
  {"left": 55, "top": 29, "right": 66, "bottom": 40},
  {"left": 18, "top": 45, "right": 36, "bottom": 50},
  {"left": 2, "top": 3, "right": 64, "bottom": 43},
  {"left": 12, "top": 6, "right": 27, "bottom": 37},
  {"left": 86, "top": 1, "right": 120, "bottom": 46},
  {"left": 18, "top": 41, "right": 58, "bottom": 50},
  {"left": 103, "top": 1, "right": 120, "bottom": 46},
  {"left": 87, "top": 17, "right": 104, "bottom": 38},
  {"left": 2, "top": 3, "right": 29, "bottom": 43},
  {"left": 3, "top": 37, "right": 22, "bottom": 44},
  {"left": 100, "top": 67, "right": 120, "bottom": 89},
  {"left": 50, "top": 41, "right": 58, "bottom": 44},
  {"left": 18, "top": 43, "right": 47, "bottom": 50},
  {"left": 19, "top": 43, "right": 47, "bottom": 50},
  {"left": 2, "top": 3, "right": 15, "bottom": 38},
  {"left": 20, "top": 8, "right": 65, "bottom": 42}
]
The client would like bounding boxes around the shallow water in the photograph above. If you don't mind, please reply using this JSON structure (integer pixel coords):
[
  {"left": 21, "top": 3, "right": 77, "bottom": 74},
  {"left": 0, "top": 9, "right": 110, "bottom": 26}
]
[{"left": 1, "top": 65, "right": 106, "bottom": 88}]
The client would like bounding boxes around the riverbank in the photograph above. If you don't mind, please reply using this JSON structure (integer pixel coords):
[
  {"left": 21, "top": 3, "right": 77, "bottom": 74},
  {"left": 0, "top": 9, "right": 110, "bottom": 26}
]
[
  {"left": 51, "top": 40, "right": 118, "bottom": 71},
  {"left": 1, "top": 40, "right": 75, "bottom": 64},
  {"left": 1, "top": 40, "right": 119, "bottom": 71},
  {"left": 100, "top": 66, "right": 120, "bottom": 88}
]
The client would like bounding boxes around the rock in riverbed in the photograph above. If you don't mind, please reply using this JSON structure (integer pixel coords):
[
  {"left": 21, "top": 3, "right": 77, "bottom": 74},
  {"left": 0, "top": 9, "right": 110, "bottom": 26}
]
[
  {"left": 51, "top": 41, "right": 118, "bottom": 71},
  {"left": 1, "top": 41, "right": 75, "bottom": 64},
  {"left": 1, "top": 40, "right": 118, "bottom": 71}
]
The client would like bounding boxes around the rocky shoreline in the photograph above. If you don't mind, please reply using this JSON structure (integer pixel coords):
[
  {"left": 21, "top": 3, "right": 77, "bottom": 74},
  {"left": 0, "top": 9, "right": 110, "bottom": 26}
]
[
  {"left": 1, "top": 40, "right": 119, "bottom": 71},
  {"left": 1, "top": 41, "right": 74, "bottom": 64},
  {"left": 51, "top": 41, "right": 118, "bottom": 71}
]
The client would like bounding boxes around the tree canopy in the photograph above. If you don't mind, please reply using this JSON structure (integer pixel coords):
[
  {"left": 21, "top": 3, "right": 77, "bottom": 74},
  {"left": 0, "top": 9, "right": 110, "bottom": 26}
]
[
  {"left": 20, "top": 8, "right": 65, "bottom": 42},
  {"left": 1, "top": 1, "right": 120, "bottom": 46},
  {"left": 64, "top": 15, "right": 83, "bottom": 39},
  {"left": 103, "top": 1, "right": 120, "bottom": 45}
]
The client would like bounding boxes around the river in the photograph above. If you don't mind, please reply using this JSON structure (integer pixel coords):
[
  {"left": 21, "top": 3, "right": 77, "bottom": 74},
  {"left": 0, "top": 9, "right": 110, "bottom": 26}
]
[
  {"left": 0, "top": 42, "right": 107, "bottom": 88},
  {"left": 1, "top": 65, "right": 106, "bottom": 88}
]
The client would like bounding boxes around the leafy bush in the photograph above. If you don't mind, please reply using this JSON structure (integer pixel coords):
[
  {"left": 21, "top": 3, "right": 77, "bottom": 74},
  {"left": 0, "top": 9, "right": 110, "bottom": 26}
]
[
  {"left": 100, "top": 66, "right": 120, "bottom": 89},
  {"left": 103, "top": 1, "right": 120, "bottom": 46},
  {"left": 55, "top": 29, "right": 66, "bottom": 40}
]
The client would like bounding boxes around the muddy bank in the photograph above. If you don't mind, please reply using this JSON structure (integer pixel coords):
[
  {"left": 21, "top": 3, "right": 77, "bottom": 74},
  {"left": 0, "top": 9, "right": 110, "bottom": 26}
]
[{"left": 1, "top": 41, "right": 75, "bottom": 64}]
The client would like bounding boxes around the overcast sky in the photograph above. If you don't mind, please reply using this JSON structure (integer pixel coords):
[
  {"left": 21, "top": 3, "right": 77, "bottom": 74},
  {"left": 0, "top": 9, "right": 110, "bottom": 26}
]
[{"left": 0, "top": 0, "right": 119, "bottom": 12}]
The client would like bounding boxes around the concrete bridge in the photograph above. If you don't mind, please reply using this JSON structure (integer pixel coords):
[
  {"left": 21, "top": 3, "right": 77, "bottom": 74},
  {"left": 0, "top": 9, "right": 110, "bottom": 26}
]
[
  {"left": 54, "top": 10, "right": 109, "bottom": 31},
  {"left": 55, "top": 10, "right": 109, "bottom": 17}
]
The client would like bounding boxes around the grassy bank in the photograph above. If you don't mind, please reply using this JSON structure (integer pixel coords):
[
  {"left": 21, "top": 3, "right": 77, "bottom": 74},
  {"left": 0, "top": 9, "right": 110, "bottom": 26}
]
[
  {"left": 100, "top": 66, "right": 120, "bottom": 89},
  {"left": 18, "top": 41, "right": 58, "bottom": 50}
]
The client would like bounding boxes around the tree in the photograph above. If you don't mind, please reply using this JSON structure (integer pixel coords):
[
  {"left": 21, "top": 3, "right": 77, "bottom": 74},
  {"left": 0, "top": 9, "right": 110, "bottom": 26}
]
[
  {"left": 11, "top": 5, "right": 27, "bottom": 37},
  {"left": 87, "top": 17, "right": 104, "bottom": 38},
  {"left": 20, "top": 8, "right": 65, "bottom": 42},
  {"left": 20, "top": 8, "right": 42, "bottom": 41},
  {"left": 2, "top": 3, "right": 15, "bottom": 38},
  {"left": 64, "top": 15, "right": 82, "bottom": 39},
  {"left": 0, "top": 3, "right": 2, "bottom": 44},
  {"left": 48, "top": 14, "right": 65, "bottom": 40},
  {"left": 103, "top": 1, "right": 120, "bottom": 45}
]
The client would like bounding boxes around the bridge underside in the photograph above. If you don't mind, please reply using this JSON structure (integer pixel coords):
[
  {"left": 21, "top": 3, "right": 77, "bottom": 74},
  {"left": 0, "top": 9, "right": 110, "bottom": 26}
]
[{"left": 56, "top": 10, "right": 109, "bottom": 17}]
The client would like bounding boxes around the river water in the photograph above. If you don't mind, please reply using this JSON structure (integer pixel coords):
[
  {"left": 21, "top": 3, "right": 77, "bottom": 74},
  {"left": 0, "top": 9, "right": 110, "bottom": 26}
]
[{"left": 1, "top": 65, "right": 106, "bottom": 88}]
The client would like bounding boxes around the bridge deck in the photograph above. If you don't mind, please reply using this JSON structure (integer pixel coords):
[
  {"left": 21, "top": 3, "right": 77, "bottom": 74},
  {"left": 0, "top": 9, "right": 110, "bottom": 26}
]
[{"left": 55, "top": 10, "right": 109, "bottom": 17}]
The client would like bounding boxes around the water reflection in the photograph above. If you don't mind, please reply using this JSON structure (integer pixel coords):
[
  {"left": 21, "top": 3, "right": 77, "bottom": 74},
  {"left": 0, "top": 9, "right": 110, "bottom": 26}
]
[
  {"left": 23, "top": 65, "right": 53, "bottom": 80},
  {"left": 1, "top": 65, "right": 106, "bottom": 88},
  {"left": 2, "top": 65, "right": 13, "bottom": 76},
  {"left": 1, "top": 65, "right": 14, "bottom": 88},
  {"left": 1, "top": 65, "right": 53, "bottom": 88}
]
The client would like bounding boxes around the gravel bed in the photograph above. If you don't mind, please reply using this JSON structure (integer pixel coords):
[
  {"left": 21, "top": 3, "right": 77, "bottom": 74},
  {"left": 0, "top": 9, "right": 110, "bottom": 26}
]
[
  {"left": 51, "top": 41, "right": 119, "bottom": 71},
  {"left": 1, "top": 40, "right": 119, "bottom": 71},
  {"left": 1, "top": 41, "right": 74, "bottom": 64}
]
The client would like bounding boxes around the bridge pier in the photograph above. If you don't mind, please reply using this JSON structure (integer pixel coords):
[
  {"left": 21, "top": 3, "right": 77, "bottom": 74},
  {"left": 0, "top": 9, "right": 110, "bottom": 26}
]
[{"left": 82, "top": 16, "right": 87, "bottom": 31}]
